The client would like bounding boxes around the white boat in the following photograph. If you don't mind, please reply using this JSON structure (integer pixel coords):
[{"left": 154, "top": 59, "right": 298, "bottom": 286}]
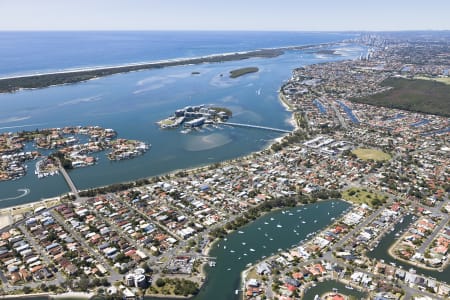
[
  {"left": 242, "top": 242, "right": 246, "bottom": 245},
  {"left": 345, "top": 285, "right": 354, "bottom": 290},
  {"left": 270, "top": 217, "right": 275, "bottom": 221},
  {"left": 277, "top": 224, "right": 282, "bottom": 228},
  {"left": 264, "top": 222, "right": 269, "bottom": 225},
  {"left": 302, "top": 221, "right": 306, "bottom": 224},
  {"left": 238, "top": 231, "right": 244, "bottom": 234},
  {"left": 249, "top": 248, "right": 255, "bottom": 252},
  {"left": 230, "top": 250, "right": 235, "bottom": 253}
]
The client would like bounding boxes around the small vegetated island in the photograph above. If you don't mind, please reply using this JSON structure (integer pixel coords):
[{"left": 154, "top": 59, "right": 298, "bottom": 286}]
[
  {"left": 229, "top": 67, "right": 259, "bottom": 78},
  {"left": 0, "top": 50, "right": 278, "bottom": 93},
  {"left": 0, "top": 126, "right": 150, "bottom": 182},
  {"left": 157, "top": 104, "right": 232, "bottom": 132}
]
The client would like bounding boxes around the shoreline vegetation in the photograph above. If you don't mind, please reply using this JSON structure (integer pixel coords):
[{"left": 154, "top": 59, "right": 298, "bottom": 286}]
[
  {"left": 229, "top": 67, "right": 259, "bottom": 78},
  {"left": 0, "top": 43, "right": 335, "bottom": 94}
]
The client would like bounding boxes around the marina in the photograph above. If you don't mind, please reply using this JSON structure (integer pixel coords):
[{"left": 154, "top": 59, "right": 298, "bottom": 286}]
[{"left": 146, "top": 200, "right": 351, "bottom": 300}]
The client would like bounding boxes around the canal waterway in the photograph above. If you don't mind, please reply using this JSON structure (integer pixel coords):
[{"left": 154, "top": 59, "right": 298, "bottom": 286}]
[
  {"left": 302, "top": 280, "right": 367, "bottom": 300},
  {"left": 0, "top": 42, "right": 365, "bottom": 208},
  {"left": 367, "top": 214, "right": 449, "bottom": 284},
  {"left": 145, "top": 200, "right": 352, "bottom": 300}
]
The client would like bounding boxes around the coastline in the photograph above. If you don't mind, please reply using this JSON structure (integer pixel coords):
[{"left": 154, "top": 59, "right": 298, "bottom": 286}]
[{"left": 0, "top": 43, "right": 334, "bottom": 94}]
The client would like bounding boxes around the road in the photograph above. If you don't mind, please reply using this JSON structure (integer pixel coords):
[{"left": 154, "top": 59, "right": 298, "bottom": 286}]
[
  {"left": 116, "top": 194, "right": 183, "bottom": 241},
  {"left": 58, "top": 162, "right": 79, "bottom": 199},
  {"left": 334, "top": 205, "right": 387, "bottom": 249},
  {"left": 330, "top": 100, "right": 347, "bottom": 129},
  {"left": 50, "top": 210, "right": 120, "bottom": 280},
  {"left": 417, "top": 213, "right": 449, "bottom": 254},
  {"left": 18, "top": 224, "right": 65, "bottom": 282}
]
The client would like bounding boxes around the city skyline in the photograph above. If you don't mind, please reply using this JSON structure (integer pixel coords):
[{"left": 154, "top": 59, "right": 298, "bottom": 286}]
[{"left": 1, "top": 0, "right": 450, "bottom": 31}]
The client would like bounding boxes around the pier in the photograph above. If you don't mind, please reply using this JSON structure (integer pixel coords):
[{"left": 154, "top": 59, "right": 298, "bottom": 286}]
[{"left": 219, "top": 122, "right": 292, "bottom": 133}]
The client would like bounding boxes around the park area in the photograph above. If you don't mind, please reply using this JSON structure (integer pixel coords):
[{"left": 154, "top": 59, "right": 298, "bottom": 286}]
[{"left": 352, "top": 148, "right": 391, "bottom": 161}]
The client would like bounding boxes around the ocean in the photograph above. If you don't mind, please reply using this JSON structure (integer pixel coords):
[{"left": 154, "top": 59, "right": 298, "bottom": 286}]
[
  {"left": 0, "top": 31, "right": 364, "bottom": 207},
  {"left": 0, "top": 31, "right": 357, "bottom": 77}
]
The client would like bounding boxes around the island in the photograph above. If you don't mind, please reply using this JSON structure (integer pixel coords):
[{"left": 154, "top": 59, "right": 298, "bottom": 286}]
[
  {"left": 0, "top": 43, "right": 337, "bottom": 94},
  {"left": 229, "top": 67, "right": 259, "bottom": 78},
  {"left": 0, "top": 50, "right": 281, "bottom": 93},
  {"left": 157, "top": 104, "right": 231, "bottom": 131}
]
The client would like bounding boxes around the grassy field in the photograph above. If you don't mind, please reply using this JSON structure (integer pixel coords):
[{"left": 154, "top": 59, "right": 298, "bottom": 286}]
[
  {"left": 414, "top": 76, "right": 450, "bottom": 85},
  {"left": 229, "top": 67, "right": 259, "bottom": 78},
  {"left": 351, "top": 77, "right": 450, "bottom": 117},
  {"left": 352, "top": 148, "right": 391, "bottom": 161},
  {"left": 342, "top": 188, "right": 387, "bottom": 207}
]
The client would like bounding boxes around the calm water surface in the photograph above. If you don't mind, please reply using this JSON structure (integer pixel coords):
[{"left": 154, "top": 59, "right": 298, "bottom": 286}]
[
  {"left": 0, "top": 42, "right": 365, "bottom": 207},
  {"left": 147, "top": 200, "right": 351, "bottom": 300}
]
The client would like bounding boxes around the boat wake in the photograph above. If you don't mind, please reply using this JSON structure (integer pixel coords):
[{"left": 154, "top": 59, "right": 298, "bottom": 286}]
[{"left": 0, "top": 188, "right": 30, "bottom": 202}]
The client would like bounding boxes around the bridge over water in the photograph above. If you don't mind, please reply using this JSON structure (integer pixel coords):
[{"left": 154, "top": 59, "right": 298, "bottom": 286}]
[
  {"left": 219, "top": 122, "right": 292, "bottom": 134},
  {"left": 57, "top": 160, "right": 80, "bottom": 200}
]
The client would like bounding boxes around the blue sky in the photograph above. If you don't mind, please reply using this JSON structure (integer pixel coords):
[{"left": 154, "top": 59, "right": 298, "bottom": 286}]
[{"left": 1, "top": 0, "right": 449, "bottom": 31}]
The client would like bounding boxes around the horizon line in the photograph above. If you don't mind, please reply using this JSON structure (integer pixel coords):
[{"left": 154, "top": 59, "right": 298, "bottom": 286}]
[{"left": 0, "top": 29, "right": 449, "bottom": 33}]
